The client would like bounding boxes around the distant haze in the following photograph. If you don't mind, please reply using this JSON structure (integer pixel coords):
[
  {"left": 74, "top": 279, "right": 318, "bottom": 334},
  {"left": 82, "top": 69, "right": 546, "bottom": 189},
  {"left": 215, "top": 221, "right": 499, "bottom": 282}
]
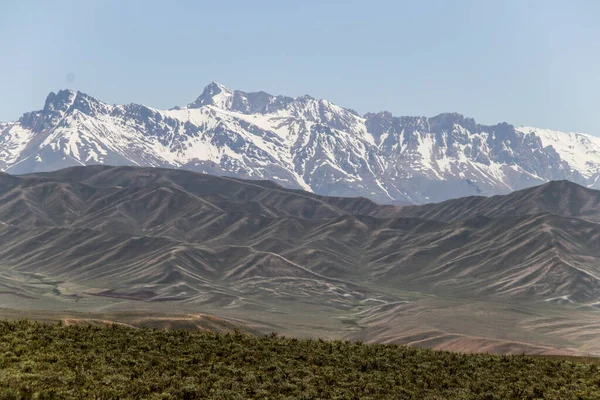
[{"left": 1, "top": 0, "right": 599, "bottom": 135}]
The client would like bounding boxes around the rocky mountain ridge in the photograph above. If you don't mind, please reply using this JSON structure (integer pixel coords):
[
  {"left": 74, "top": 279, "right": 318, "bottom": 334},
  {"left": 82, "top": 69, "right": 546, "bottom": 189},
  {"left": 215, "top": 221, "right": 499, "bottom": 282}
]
[{"left": 2, "top": 81, "right": 599, "bottom": 203}]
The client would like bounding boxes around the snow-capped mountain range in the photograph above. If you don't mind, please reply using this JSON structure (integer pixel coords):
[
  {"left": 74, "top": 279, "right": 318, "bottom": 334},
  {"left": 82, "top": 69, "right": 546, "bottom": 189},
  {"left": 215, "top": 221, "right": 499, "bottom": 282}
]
[{"left": 2, "top": 81, "right": 600, "bottom": 204}]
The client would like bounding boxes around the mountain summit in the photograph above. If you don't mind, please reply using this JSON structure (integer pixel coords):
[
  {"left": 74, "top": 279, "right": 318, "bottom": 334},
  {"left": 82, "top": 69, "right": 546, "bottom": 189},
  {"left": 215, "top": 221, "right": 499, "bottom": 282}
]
[
  {"left": 1, "top": 82, "right": 599, "bottom": 203},
  {"left": 188, "top": 81, "right": 234, "bottom": 109}
]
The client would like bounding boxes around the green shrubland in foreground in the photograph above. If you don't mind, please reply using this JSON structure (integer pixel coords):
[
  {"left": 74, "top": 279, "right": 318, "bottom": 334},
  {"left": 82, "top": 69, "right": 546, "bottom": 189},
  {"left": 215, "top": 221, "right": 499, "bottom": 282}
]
[{"left": 0, "top": 320, "right": 599, "bottom": 399}]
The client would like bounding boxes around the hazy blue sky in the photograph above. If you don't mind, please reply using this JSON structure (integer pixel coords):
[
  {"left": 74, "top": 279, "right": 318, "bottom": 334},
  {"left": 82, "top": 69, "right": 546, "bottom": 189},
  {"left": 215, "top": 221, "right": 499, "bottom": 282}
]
[{"left": 1, "top": 0, "right": 599, "bottom": 134}]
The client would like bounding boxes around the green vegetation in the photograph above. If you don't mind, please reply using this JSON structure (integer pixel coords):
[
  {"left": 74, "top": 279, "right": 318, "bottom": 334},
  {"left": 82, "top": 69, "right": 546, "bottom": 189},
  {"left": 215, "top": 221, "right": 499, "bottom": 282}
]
[{"left": 0, "top": 320, "right": 599, "bottom": 399}]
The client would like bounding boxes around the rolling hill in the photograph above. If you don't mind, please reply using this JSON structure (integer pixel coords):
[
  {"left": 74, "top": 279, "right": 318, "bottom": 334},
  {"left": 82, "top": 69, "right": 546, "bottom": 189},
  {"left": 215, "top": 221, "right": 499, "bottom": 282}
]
[{"left": 1, "top": 165, "right": 600, "bottom": 355}]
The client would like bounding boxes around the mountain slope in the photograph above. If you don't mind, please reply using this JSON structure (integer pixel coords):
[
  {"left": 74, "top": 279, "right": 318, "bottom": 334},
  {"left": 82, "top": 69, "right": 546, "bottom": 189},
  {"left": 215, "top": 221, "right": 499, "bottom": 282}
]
[
  {"left": 4, "top": 165, "right": 600, "bottom": 304},
  {"left": 3, "top": 166, "right": 600, "bottom": 355},
  {"left": 392, "top": 180, "right": 600, "bottom": 223},
  {"left": 2, "top": 83, "right": 600, "bottom": 204}
]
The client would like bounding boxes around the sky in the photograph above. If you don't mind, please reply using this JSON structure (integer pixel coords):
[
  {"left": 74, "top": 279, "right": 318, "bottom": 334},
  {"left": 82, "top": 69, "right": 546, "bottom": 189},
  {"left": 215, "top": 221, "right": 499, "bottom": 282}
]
[{"left": 1, "top": 0, "right": 599, "bottom": 134}]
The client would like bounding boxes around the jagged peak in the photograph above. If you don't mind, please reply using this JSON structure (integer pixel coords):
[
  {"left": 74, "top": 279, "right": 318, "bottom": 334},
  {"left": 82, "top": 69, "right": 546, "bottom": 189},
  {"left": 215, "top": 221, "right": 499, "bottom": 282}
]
[
  {"left": 431, "top": 112, "right": 466, "bottom": 119},
  {"left": 429, "top": 112, "right": 474, "bottom": 125},
  {"left": 296, "top": 94, "right": 316, "bottom": 101},
  {"left": 43, "top": 89, "right": 77, "bottom": 113},
  {"left": 205, "top": 80, "right": 231, "bottom": 93},
  {"left": 42, "top": 89, "right": 106, "bottom": 114},
  {"left": 185, "top": 82, "right": 354, "bottom": 115},
  {"left": 211, "top": 80, "right": 227, "bottom": 87},
  {"left": 364, "top": 111, "right": 393, "bottom": 118},
  {"left": 188, "top": 81, "right": 234, "bottom": 109},
  {"left": 428, "top": 112, "right": 479, "bottom": 135},
  {"left": 184, "top": 82, "right": 359, "bottom": 116}
]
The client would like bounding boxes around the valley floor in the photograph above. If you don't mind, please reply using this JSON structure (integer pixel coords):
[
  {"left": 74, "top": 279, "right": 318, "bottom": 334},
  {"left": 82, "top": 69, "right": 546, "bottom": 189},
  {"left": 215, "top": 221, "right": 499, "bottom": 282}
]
[{"left": 3, "top": 285, "right": 600, "bottom": 357}]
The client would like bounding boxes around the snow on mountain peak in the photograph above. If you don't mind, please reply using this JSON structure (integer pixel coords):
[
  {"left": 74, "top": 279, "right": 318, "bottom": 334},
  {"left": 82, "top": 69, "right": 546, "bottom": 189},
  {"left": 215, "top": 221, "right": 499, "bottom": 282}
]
[
  {"left": 43, "top": 89, "right": 77, "bottom": 113},
  {"left": 188, "top": 81, "right": 234, "bottom": 109},
  {"left": 2, "top": 83, "right": 600, "bottom": 204},
  {"left": 516, "top": 126, "right": 600, "bottom": 178}
]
